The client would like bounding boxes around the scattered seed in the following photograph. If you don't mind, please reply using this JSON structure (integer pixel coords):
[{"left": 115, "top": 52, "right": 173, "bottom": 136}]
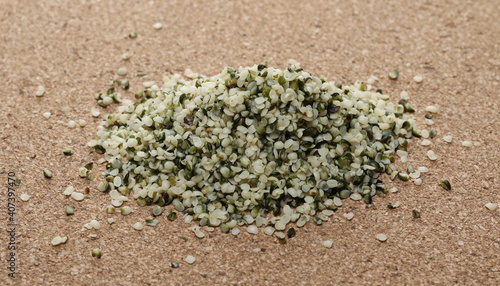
[
  {"left": 62, "top": 105, "right": 72, "bottom": 113},
  {"left": 152, "top": 205, "right": 163, "bottom": 216},
  {"left": 20, "top": 194, "right": 30, "bottom": 201},
  {"left": 107, "top": 218, "right": 115, "bottom": 224},
  {"left": 388, "top": 70, "right": 399, "bottom": 80},
  {"left": 112, "top": 199, "right": 123, "bottom": 207},
  {"left": 85, "top": 171, "right": 94, "bottom": 180},
  {"left": 89, "top": 220, "right": 101, "bottom": 229},
  {"left": 461, "top": 141, "right": 473, "bottom": 147},
  {"left": 65, "top": 206, "right": 75, "bottom": 215},
  {"left": 429, "top": 128, "right": 437, "bottom": 138},
  {"left": 63, "top": 148, "right": 73, "bottom": 156},
  {"left": 443, "top": 135, "right": 453, "bottom": 143},
  {"left": 387, "top": 201, "right": 401, "bottom": 209},
  {"left": 68, "top": 120, "right": 76, "bottom": 128},
  {"left": 344, "top": 212, "right": 354, "bottom": 221},
  {"left": 71, "top": 192, "right": 85, "bottom": 201},
  {"left": 132, "top": 222, "right": 143, "bottom": 231},
  {"left": 440, "top": 180, "right": 451, "bottom": 191},
  {"left": 171, "top": 262, "right": 180, "bottom": 268},
  {"left": 121, "top": 53, "right": 131, "bottom": 60},
  {"left": 376, "top": 233, "right": 388, "bottom": 242},
  {"left": 63, "top": 186, "right": 74, "bottom": 196},
  {"left": 129, "top": 32, "right": 137, "bottom": 39},
  {"left": 121, "top": 206, "right": 132, "bottom": 215},
  {"left": 398, "top": 172, "right": 410, "bottom": 181},
  {"left": 417, "top": 166, "right": 429, "bottom": 173},
  {"left": 117, "top": 67, "right": 128, "bottom": 76},
  {"left": 78, "top": 167, "right": 88, "bottom": 178},
  {"left": 91, "top": 108, "right": 101, "bottom": 117},
  {"left": 484, "top": 203, "right": 498, "bottom": 211},
  {"left": 287, "top": 228, "right": 296, "bottom": 238},
  {"left": 42, "top": 112, "right": 51, "bottom": 119},
  {"left": 97, "top": 182, "right": 110, "bottom": 192},
  {"left": 409, "top": 171, "right": 420, "bottom": 179},
  {"left": 427, "top": 150, "right": 437, "bottom": 161},
  {"left": 412, "top": 210, "right": 421, "bottom": 218},
  {"left": 146, "top": 219, "right": 159, "bottom": 227},
  {"left": 91, "top": 248, "right": 102, "bottom": 258},
  {"left": 78, "top": 119, "right": 87, "bottom": 127},
  {"left": 185, "top": 255, "right": 196, "bottom": 264},
  {"left": 51, "top": 236, "right": 68, "bottom": 246},
  {"left": 421, "top": 130, "right": 430, "bottom": 138},
  {"left": 105, "top": 205, "right": 115, "bottom": 214},
  {"left": 421, "top": 139, "right": 431, "bottom": 146},
  {"left": 35, "top": 85, "right": 45, "bottom": 97},
  {"left": 425, "top": 106, "right": 439, "bottom": 113},
  {"left": 413, "top": 75, "right": 423, "bottom": 83},
  {"left": 153, "top": 22, "right": 163, "bottom": 30},
  {"left": 166, "top": 211, "right": 177, "bottom": 221},
  {"left": 43, "top": 169, "right": 53, "bottom": 179},
  {"left": 323, "top": 240, "right": 333, "bottom": 248}
]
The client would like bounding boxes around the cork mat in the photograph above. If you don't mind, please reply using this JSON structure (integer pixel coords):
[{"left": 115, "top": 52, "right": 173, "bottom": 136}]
[{"left": 0, "top": 0, "right": 498, "bottom": 285}]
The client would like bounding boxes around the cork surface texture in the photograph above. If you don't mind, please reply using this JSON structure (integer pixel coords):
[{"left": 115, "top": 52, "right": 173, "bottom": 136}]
[{"left": 1, "top": 0, "right": 499, "bottom": 285}]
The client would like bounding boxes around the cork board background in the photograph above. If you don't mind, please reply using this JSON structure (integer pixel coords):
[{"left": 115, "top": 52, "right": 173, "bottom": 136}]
[{"left": 1, "top": 0, "right": 499, "bottom": 285}]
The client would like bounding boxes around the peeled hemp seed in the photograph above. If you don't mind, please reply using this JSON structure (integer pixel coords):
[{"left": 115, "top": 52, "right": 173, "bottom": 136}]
[
  {"left": 461, "top": 141, "right": 473, "bottom": 147},
  {"left": 88, "top": 62, "right": 425, "bottom": 238},
  {"left": 388, "top": 70, "right": 399, "bottom": 80},
  {"left": 412, "top": 210, "right": 421, "bottom": 218},
  {"left": 443, "top": 135, "right": 453, "bottom": 143},
  {"left": 133, "top": 222, "right": 144, "bottom": 230},
  {"left": 185, "top": 255, "right": 196, "bottom": 264},
  {"left": 36, "top": 85, "right": 45, "bottom": 97},
  {"left": 376, "top": 233, "right": 388, "bottom": 242},
  {"left": 323, "top": 240, "right": 333, "bottom": 248},
  {"left": 51, "top": 236, "right": 68, "bottom": 246},
  {"left": 91, "top": 248, "right": 102, "bottom": 258},
  {"left": 440, "top": 180, "right": 451, "bottom": 191},
  {"left": 65, "top": 206, "right": 75, "bottom": 215},
  {"left": 20, "top": 194, "right": 30, "bottom": 201},
  {"left": 153, "top": 22, "right": 163, "bottom": 30},
  {"left": 117, "top": 67, "right": 128, "bottom": 76},
  {"left": 43, "top": 169, "right": 53, "bottom": 178},
  {"left": 484, "top": 203, "right": 497, "bottom": 211}
]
